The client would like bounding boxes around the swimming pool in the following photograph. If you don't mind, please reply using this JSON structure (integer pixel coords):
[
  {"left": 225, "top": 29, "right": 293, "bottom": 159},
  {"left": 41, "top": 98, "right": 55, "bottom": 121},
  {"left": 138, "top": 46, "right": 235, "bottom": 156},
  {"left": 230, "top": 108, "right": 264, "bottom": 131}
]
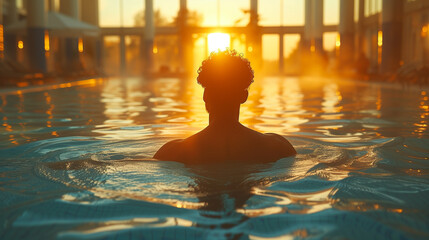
[{"left": 0, "top": 76, "right": 428, "bottom": 239}]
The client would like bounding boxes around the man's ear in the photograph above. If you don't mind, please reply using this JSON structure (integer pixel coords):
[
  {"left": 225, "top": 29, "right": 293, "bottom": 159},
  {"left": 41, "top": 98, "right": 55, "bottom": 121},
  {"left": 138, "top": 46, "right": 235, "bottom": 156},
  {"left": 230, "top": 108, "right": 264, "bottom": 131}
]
[{"left": 240, "top": 90, "right": 248, "bottom": 104}]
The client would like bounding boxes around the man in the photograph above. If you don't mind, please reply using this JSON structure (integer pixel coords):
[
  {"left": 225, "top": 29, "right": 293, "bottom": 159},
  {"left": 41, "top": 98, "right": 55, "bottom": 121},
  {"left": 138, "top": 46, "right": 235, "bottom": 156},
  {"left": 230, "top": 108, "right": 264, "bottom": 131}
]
[{"left": 154, "top": 50, "right": 296, "bottom": 164}]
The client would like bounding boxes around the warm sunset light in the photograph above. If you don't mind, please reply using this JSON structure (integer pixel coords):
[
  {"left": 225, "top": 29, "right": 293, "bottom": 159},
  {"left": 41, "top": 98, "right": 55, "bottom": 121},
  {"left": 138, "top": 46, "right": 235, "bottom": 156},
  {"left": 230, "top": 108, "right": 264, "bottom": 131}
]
[
  {"left": 78, "top": 38, "right": 84, "bottom": 53},
  {"left": 377, "top": 30, "right": 383, "bottom": 47},
  {"left": 44, "top": 31, "right": 50, "bottom": 51},
  {"left": 0, "top": 24, "right": 4, "bottom": 53},
  {"left": 207, "top": 33, "right": 230, "bottom": 53},
  {"left": 2, "top": 1, "right": 429, "bottom": 239},
  {"left": 336, "top": 34, "right": 341, "bottom": 48}
]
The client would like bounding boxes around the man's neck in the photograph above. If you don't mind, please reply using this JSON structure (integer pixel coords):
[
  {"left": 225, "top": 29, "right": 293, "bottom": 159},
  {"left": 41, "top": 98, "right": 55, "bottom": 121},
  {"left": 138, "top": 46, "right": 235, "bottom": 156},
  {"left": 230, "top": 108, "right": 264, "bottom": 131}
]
[{"left": 208, "top": 107, "right": 240, "bottom": 128}]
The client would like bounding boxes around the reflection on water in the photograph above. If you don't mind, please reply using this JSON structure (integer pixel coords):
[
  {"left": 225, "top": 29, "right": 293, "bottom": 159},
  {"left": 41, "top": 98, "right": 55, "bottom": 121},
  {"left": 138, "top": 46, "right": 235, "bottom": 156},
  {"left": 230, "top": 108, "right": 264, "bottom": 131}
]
[{"left": 1, "top": 77, "right": 429, "bottom": 239}]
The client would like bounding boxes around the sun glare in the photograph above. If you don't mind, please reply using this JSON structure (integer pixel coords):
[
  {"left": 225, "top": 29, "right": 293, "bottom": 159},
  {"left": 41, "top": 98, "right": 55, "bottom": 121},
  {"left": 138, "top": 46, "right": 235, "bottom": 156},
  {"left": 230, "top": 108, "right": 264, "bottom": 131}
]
[{"left": 208, "top": 33, "right": 230, "bottom": 54}]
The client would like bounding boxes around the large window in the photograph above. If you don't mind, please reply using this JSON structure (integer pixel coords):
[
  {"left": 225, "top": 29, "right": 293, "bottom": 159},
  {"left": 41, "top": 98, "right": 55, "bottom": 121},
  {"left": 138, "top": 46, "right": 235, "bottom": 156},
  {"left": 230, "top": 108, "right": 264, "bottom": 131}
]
[
  {"left": 259, "top": 0, "right": 305, "bottom": 26},
  {"left": 99, "top": 0, "right": 144, "bottom": 27},
  {"left": 364, "top": 0, "right": 382, "bottom": 17},
  {"left": 324, "top": 0, "right": 339, "bottom": 25},
  {"left": 187, "top": 0, "right": 249, "bottom": 26}
]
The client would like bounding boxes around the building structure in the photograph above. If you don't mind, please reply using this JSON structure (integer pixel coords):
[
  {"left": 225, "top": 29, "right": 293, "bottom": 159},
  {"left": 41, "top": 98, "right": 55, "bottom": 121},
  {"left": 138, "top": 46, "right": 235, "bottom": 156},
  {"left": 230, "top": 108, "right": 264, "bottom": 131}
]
[{"left": 0, "top": 0, "right": 428, "bottom": 79}]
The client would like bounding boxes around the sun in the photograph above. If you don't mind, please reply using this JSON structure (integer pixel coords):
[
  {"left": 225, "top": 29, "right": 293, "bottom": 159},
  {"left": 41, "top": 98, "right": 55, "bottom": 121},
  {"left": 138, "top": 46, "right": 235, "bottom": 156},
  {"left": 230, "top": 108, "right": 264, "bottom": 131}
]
[{"left": 207, "top": 33, "right": 230, "bottom": 54}]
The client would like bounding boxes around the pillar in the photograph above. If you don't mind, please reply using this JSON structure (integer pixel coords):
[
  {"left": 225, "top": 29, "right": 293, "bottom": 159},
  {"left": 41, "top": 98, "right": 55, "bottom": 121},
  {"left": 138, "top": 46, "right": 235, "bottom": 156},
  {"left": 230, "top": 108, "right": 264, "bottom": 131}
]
[
  {"left": 4, "top": 0, "right": 18, "bottom": 61},
  {"left": 357, "top": 0, "right": 365, "bottom": 54},
  {"left": 248, "top": 0, "right": 261, "bottom": 70},
  {"left": 304, "top": 0, "right": 323, "bottom": 53},
  {"left": 60, "top": 0, "right": 81, "bottom": 72},
  {"left": 120, "top": 34, "right": 126, "bottom": 75},
  {"left": 178, "top": 0, "right": 193, "bottom": 74},
  {"left": 81, "top": 0, "right": 101, "bottom": 72},
  {"left": 304, "top": 0, "right": 312, "bottom": 47},
  {"left": 144, "top": 0, "right": 154, "bottom": 73},
  {"left": 381, "top": 0, "right": 403, "bottom": 73},
  {"left": 26, "top": 0, "right": 47, "bottom": 72},
  {"left": 48, "top": 0, "right": 55, "bottom": 11},
  {"left": 339, "top": 0, "right": 355, "bottom": 65},
  {"left": 250, "top": 0, "right": 258, "bottom": 26},
  {"left": 279, "top": 34, "right": 284, "bottom": 73},
  {"left": 0, "top": 0, "right": 3, "bottom": 59},
  {"left": 60, "top": 0, "right": 79, "bottom": 18},
  {"left": 313, "top": 0, "right": 324, "bottom": 54}
]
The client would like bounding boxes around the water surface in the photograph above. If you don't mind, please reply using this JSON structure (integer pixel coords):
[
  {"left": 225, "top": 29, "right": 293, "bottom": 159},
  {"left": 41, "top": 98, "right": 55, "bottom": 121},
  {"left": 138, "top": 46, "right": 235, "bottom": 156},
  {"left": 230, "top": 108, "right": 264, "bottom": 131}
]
[{"left": 1, "top": 76, "right": 428, "bottom": 239}]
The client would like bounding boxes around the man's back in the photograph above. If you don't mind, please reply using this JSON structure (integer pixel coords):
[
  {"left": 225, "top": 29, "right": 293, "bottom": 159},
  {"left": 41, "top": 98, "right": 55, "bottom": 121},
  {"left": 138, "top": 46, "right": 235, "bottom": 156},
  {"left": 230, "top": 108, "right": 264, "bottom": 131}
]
[
  {"left": 154, "top": 123, "right": 296, "bottom": 164},
  {"left": 153, "top": 50, "right": 296, "bottom": 164}
]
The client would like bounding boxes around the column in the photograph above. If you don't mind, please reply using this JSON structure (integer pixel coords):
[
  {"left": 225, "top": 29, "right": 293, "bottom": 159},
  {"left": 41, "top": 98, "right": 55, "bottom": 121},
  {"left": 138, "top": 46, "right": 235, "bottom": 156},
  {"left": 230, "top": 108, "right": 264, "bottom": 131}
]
[
  {"left": 144, "top": 0, "right": 154, "bottom": 73},
  {"left": 380, "top": 0, "right": 403, "bottom": 73},
  {"left": 339, "top": 0, "right": 355, "bottom": 65},
  {"left": 48, "top": 0, "right": 55, "bottom": 11},
  {"left": 178, "top": 0, "right": 193, "bottom": 74},
  {"left": 279, "top": 34, "right": 284, "bottom": 73},
  {"left": 304, "top": 0, "right": 323, "bottom": 53},
  {"left": 357, "top": 0, "right": 365, "bottom": 54},
  {"left": 250, "top": 0, "right": 258, "bottom": 26},
  {"left": 248, "top": 0, "right": 261, "bottom": 70},
  {"left": 59, "top": 0, "right": 79, "bottom": 18},
  {"left": 26, "top": 0, "right": 47, "bottom": 72},
  {"left": 60, "top": 0, "right": 81, "bottom": 72},
  {"left": 120, "top": 35, "right": 126, "bottom": 75},
  {"left": 304, "top": 0, "right": 313, "bottom": 48},
  {"left": 0, "top": 0, "right": 5, "bottom": 59},
  {"left": 4, "top": 0, "right": 18, "bottom": 61},
  {"left": 313, "top": 0, "right": 324, "bottom": 54},
  {"left": 81, "top": 0, "right": 101, "bottom": 72}
]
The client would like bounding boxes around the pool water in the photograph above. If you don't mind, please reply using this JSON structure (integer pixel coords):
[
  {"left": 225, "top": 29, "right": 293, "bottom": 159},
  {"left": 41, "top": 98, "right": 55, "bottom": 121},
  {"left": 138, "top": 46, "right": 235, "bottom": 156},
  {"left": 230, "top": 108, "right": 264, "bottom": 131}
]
[{"left": 0, "top": 76, "right": 429, "bottom": 239}]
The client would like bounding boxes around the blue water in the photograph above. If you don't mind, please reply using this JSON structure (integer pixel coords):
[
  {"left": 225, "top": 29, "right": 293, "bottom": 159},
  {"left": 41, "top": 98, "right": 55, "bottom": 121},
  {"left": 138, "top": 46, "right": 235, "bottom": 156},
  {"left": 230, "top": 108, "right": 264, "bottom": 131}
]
[{"left": 1, "top": 77, "right": 429, "bottom": 239}]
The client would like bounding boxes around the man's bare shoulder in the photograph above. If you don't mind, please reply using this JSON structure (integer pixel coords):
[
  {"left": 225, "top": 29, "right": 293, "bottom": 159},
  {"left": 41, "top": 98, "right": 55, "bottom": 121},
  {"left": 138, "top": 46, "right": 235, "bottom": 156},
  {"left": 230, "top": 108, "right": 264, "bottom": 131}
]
[
  {"left": 153, "top": 139, "right": 183, "bottom": 161},
  {"left": 263, "top": 133, "right": 297, "bottom": 156}
]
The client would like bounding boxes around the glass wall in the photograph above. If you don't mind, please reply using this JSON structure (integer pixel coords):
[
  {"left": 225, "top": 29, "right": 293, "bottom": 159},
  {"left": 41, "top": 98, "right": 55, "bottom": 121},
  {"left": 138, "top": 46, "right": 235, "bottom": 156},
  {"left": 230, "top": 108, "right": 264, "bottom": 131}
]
[
  {"left": 125, "top": 35, "right": 142, "bottom": 75},
  {"left": 187, "top": 0, "right": 249, "bottom": 27},
  {"left": 99, "top": 0, "right": 144, "bottom": 27},
  {"left": 96, "top": 0, "right": 347, "bottom": 75},
  {"left": 364, "top": 0, "right": 382, "bottom": 17},
  {"left": 262, "top": 34, "right": 279, "bottom": 72},
  {"left": 259, "top": 0, "right": 305, "bottom": 26},
  {"left": 103, "top": 36, "right": 120, "bottom": 76},
  {"left": 283, "top": 34, "right": 301, "bottom": 74},
  {"left": 324, "top": 0, "right": 339, "bottom": 25}
]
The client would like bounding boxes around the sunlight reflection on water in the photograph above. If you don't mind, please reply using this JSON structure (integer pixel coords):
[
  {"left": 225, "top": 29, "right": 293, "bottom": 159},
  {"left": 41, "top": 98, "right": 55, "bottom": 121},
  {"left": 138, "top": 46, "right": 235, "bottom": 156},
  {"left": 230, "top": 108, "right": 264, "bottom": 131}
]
[{"left": 0, "top": 76, "right": 429, "bottom": 239}]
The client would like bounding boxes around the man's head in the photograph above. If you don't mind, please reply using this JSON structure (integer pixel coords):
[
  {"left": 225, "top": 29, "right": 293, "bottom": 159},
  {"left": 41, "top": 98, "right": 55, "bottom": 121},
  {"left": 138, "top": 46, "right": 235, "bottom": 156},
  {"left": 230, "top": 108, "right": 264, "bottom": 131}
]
[{"left": 197, "top": 49, "right": 254, "bottom": 112}]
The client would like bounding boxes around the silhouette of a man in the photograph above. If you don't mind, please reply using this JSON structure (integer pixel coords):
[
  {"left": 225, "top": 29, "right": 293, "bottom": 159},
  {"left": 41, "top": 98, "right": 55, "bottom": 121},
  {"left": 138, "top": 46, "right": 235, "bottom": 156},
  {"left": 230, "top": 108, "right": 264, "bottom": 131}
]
[{"left": 154, "top": 50, "right": 296, "bottom": 164}]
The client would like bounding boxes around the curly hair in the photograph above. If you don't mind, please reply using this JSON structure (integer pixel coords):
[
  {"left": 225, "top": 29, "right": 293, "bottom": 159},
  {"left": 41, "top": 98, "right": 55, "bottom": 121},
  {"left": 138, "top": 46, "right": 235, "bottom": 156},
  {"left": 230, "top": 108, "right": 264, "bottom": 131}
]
[{"left": 197, "top": 49, "right": 254, "bottom": 92}]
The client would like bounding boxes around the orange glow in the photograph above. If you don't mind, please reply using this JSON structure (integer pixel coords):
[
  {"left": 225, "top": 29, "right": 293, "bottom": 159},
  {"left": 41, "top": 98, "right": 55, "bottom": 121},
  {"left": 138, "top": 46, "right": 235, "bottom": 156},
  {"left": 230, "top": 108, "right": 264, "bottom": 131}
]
[
  {"left": 207, "top": 33, "right": 230, "bottom": 53},
  {"left": 78, "top": 38, "right": 84, "bottom": 53},
  {"left": 44, "top": 31, "right": 50, "bottom": 51},
  {"left": 310, "top": 39, "right": 315, "bottom": 52},
  {"left": 422, "top": 25, "right": 428, "bottom": 37},
  {"left": 335, "top": 34, "right": 341, "bottom": 48},
  {"left": 0, "top": 24, "right": 4, "bottom": 53},
  {"left": 153, "top": 45, "right": 158, "bottom": 54},
  {"left": 377, "top": 30, "right": 383, "bottom": 47},
  {"left": 16, "top": 82, "right": 29, "bottom": 87},
  {"left": 377, "top": 31, "right": 382, "bottom": 64},
  {"left": 18, "top": 40, "right": 24, "bottom": 49},
  {"left": 247, "top": 46, "right": 253, "bottom": 52}
]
